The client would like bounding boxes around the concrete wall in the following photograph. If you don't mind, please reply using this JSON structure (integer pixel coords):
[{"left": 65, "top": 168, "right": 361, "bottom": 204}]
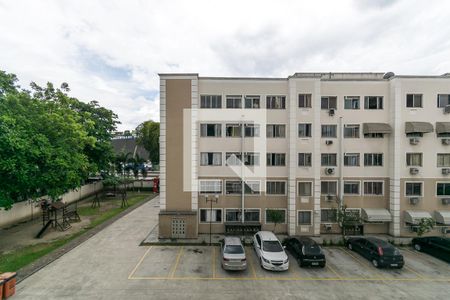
[{"left": 0, "top": 182, "right": 103, "bottom": 229}]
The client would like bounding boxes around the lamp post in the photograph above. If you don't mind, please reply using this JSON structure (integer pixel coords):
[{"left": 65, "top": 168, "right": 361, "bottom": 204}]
[{"left": 205, "top": 194, "right": 219, "bottom": 246}]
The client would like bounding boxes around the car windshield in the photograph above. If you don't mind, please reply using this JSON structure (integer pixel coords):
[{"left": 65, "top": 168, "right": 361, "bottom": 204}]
[
  {"left": 263, "top": 240, "right": 283, "bottom": 252},
  {"left": 304, "top": 245, "right": 322, "bottom": 255},
  {"left": 382, "top": 246, "right": 400, "bottom": 256},
  {"left": 224, "top": 245, "right": 244, "bottom": 254}
]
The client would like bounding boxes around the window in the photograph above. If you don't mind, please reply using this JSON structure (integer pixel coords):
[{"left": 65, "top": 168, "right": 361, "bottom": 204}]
[
  {"left": 200, "top": 124, "right": 221, "bottom": 137},
  {"left": 200, "top": 152, "right": 222, "bottom": 166},
  {"left": 344, "top": 96, "right": 360, "bottom": 109},
  {"left": 406, "top": 132, "right": 423, "bottom": 138},
  {"left": 364, "top": 96, "right": 383, "bottom": 109},
  {"left": 405, "top": 182, "right": 422, "bottom": 196},
  {"left": 298, "top": 182, "right": 312, "bottom": 196},
  {"left": 226, "top": 95, "right": 242, "bottom": 108},
  {"left": 226, "top": 209, "right": 241, "bottom": 222},
  {"left": 199, "top": 180, "right": 222, "bottom": 194},
  {"left": 321, "top": 209, "right": 337, "bottom": 223},
  {"left": 437, "top": 94, "right": 450, "bottom": 108},
  {"left": 226, "top": 124, "right": 242, "bottom": 137},
  {"left": 321, "top": 153, "right": 337, "bottom": 166},
  {"left": 364, "top": 133, "right": 384, "bottom": 138},
  {"left": 406, "top": 153, "right": 422, "bottom": 166},
  {"left": 437, "top": 183, "right": 450, "bottom": 196},
  {"left": 244, "top": 124, "right": 260, "bottom": 137},
  {"left": 200, "top": 209, "right": 222, "bottom": 223},
  {"left": 244, "top": 152, "right": 260, "bottom": 166},
  {"left": 344, "top": 153, "right": 360, "bottom": 166},
  {"left": 437, "top": 153, "right": 450, "bottom": 167},
  {"left": 298, "top": 153, "right": 312, "bottom": 167},
  {"left": 321, "top": 96, "right": 337, "bottom": 110},
  {"left": 266, "top": 181, "right": 286, "bottom": 195},
  {"left": 245, "top": 96, "right": 260, "bottom": 108},
  {"left": 225, "top": 152, "right": 241, "bottom": 165},
  {"left": 344, "top": 124, "right": 360, "bottom": 138},
  {"left": 244, "top": 209, "right": 260, "bottom": 222},
  {"left": 266, "top": 209, "right": 286, "bottom": 223},
  {"left": 364, "top": 181, "right": 383, "bottom": 195},
  {"left": 406, "top": 94, "right": 422, "bottom": 108},
  {"left": 225, "top": 180, "right": 242, "bottom": 194},
  {"left": 266, "top": 96, "right": 286, "bottom": 109},
  {"left": 298, "top": 94, "right": 312, "bottom": 108},
  {"left": 321, "top": 181, "right": 337, "bottom": 195},
  {"left": 267, "top": 153, "right": 286, "bottom": 166},
  {"left": 321, "top": 125, "right": 337, "bottom": 138},
  {"left": 267, "top": 124, "right": 286, "bottom": 138},
  {"left": 364, "top": 153, "right": 383, "bottom": 166},
  {"left": 298, "top": 211, "right": 312, "bottom": 225},
  {"left": 298, "top": 123, "right": 312, "bottom": 137},
  {"left": 244, "top": 181, "right": 260, "bottom": 194},
  {"left": 200, "top": 95, "right": 222, "bottom": 108},
  {"left": 344, "top": 181, "right": 360, "bottom": 195}
]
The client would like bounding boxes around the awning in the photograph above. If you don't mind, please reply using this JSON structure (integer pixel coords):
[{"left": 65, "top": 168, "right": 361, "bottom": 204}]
[
  {"left": 435, "top": 211, "right": 450, "bottom": 225},
  {"left": 436, "top": 122, "right": 450, "bottom": 134},
  {"left": 363, "top": 123, "right": 392, "bottom": 134},
  {"left": 405, "top": 122, "right": 433, "bottom": 134},
  {"left": 362, "top": 208, "right": 392, "bottom": 222},
  {"left": 404, "top": 210, "right": 433, "bottom": 225}
]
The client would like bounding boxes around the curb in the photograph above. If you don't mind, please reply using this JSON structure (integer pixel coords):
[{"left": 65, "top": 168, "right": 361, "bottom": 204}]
[{"left": 16, "top": 193, "right": 158, "bottom": 283}]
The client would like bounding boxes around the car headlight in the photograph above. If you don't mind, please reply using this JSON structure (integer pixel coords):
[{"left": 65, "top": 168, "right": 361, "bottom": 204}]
[
  {"left": 262, "top": 256, "right": 270, "bottom": 263},
  {"left": 284, "top": 258, "right": 289, "bottom": 264}
]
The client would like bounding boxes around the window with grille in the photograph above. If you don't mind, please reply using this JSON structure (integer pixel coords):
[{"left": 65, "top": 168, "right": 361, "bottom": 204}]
[
  {"left": 199, "top": 180, "right": 222, "bottom": 194},
  {"left": 200, "top": 95, "right": 222, "bottom": 108}
]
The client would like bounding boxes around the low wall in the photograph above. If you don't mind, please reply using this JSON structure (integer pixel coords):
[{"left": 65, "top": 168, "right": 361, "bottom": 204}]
[{"left": 0, "top": 182, "right": 103, "bottom": 229}]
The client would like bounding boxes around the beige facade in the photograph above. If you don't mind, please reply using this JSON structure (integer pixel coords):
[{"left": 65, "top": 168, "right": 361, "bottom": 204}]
[{"left": 159, "top": 72, "right": 450, "bottom": 238}]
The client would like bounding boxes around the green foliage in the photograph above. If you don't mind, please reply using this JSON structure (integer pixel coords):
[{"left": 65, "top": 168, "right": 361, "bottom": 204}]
[
  {"left": 266, "top": 209, "right": 285, "bottom": 232},
  {"left": 0, "top": 70, "right": 119, "bottom": 209},
  {"left": 415, "top": 217, "right": 435, "bottom": 237},
  {"left": 336, "top": 204, "right": 362, "bottom": 238},
  {"left": 135, "top": 120, "right": 159, "bottom": 164}
]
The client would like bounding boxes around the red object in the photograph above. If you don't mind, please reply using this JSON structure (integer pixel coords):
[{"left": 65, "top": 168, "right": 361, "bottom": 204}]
[
  {"left": 153, "top": 177, "right": 159, "bottom": 193},
  {"left": 378, "top": 246, "right": 384, "bottom": 256},
  {"left": 0, "top": 280, "right": 4, "bottom": 300},
  {"left": 0, "top": 272, "right": 16, "bottom": 299}
]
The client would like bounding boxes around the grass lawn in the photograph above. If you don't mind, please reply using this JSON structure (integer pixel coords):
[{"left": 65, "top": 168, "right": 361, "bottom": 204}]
[{"left": 0, "top": 193, "right": 155, "bottom": 273}]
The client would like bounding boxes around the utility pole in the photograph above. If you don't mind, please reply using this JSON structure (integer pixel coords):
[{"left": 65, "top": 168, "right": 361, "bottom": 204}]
[{"left": 206, "top": 194, "right": 218, "bottom": 245}]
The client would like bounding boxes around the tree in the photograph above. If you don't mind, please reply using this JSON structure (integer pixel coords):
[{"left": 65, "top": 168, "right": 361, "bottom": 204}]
[
  {"left": 266, "top": 210, "right": 285, "bottom": 233},
  {"left": 415, "top": 218, "right": 435, "bottom": 237},
  {"left": 135, "top": 120, "right": 159, "bottom": 165},
  {"left": 336, "top": 204, "right": 362, "bottom": 239}
]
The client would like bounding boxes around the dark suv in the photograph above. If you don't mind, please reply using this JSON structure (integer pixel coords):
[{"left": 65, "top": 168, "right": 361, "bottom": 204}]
[
  {"left": 411, "top": 236, "right": 450, "bottom": 263},
  {"left": 346, "top": 237, "right": 404, "bottom": 268},
  {"left": 283, "top": 236, "right": 326, "bottom": 268}
]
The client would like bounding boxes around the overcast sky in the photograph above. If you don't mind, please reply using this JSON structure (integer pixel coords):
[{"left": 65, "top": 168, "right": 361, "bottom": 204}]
[{"left": 1, "top": 0, "right": 449, "bottom": 130}]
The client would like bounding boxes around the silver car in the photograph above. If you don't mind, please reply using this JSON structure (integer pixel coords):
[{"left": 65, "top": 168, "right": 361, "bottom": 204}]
[{"left": 221, "top": 237, "right": 247, "bottom": 271}]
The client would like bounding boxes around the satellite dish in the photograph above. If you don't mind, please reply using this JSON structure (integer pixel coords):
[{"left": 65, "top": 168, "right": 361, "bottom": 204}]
[{"left": 383, "top": 72, "right": 395, "bottom": 79}]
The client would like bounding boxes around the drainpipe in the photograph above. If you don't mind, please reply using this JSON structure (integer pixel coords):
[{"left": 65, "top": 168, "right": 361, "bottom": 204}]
[
  {"left": 241, "top": 116, "right": 245, "bottom": 223},
  {"left": 339, "top": 117, "right": 344, "bottom": 208}
]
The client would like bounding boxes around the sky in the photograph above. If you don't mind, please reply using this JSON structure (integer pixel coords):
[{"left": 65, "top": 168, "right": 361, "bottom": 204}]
[{"left": 1, "top": 0, "right": 450, "bottom": 130}]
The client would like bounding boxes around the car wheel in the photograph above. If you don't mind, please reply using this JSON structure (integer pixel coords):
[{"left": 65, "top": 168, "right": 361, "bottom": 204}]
[
  {"left": 260, "top": 258, "right": 264, "bottom": 269},
  {"left": 320, "top": 263, "right": 326, "bottom": 268},
  {"left": 414, "top": 243, "right": 421, "bottom": 251},
  {"left": 372, "top": 259, "right": 379, "bottom": 268},
  {"left": 347, "top": 243, "right": 353, "bottom": 250}
]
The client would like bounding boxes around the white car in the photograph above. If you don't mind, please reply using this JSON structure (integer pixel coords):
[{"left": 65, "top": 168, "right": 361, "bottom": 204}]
[
  {"left": 253, "top": 231, "right": 289, "bottom": 271},
  {"left": 221, "top": 236, "right": 247, "bottom": 271}
]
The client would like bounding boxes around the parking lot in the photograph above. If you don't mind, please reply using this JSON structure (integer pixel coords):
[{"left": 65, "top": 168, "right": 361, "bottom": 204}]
[{"left": 129, "top": 245, "right": 450, "bottom": 282}]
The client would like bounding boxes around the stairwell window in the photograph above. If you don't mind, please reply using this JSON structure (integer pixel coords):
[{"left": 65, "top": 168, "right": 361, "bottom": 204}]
[
  {"left": 298, "top": 94, "right": 312, "bottom": 108},
  {"left": 200, "top": 152, "right": 222, "bottom": 166},
  {"left": 344, "top": 96, "right": 360, "bottom": 109},
  {"left": 226, "top": 95, "right": 242, "bottom": 108},
  {"left": 406, "top": 94, "right": 423, "bottom": 108},
  {"left": 321, "top": 96, "right": 337, "bottom": 110},
  {"left": 364, "top": 96, "right": 383, "bottom": 110},
  {"left": 406, "top": 153, "right": 422, "bottom": 167},
  {"left": 245, "top": 96, "right": 260, "bottom": 109},
  {"left": 266, "top": 96, "right": 286, "bottom": 109},
  {"left": 267, "top": 124, "right": 286, "bottom": 138},
  {"left": 298, "top": 153, "right": 312, "bottom": 167},
  {"left": 200, "top": 95, "right": 222, "bottom": 108},
  {"left": 437, "top": 153, "right": 450, "bottom": 167},
  {"left": 200, "top": 124, "right": 221, "bottom": 137},
  {"left": 267, "top": 153, "right": 286, "bottom": 166}
]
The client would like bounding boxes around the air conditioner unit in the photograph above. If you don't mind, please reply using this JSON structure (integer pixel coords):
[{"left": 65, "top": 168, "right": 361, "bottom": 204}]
[
  {"left": 410, "top": 167, "right": 419, "bottom": 175},
  {"left": 409, "top": 138, "right": 420, "bottom": 145},
  {"left": 324, "top": 223, "right": 333, "bottom": 231},
  {"left": 325, "top": 194, "right": 334, "bottom": 202},
  {"left": 442, "top": 198, "right": 450, "bottom": 205},
  {"left": 442, "top": 168, "right": 450, "bottom": 175},
  {"left": 325, "top": 167, "right": 335, "bottom": 175},
  {"left": 442, "top": 138, "right": 450, "bottom": 145},
  {"left": 444, "top": 105, "right": 450, "bottom": 114},
  {"left": 325, "top": 140, "right": 333, "bottom": 145},
  {"left": 328, "top": 108, "right": 335, "bottom": 116},
  {"left": 409, "top": 197, "right": 420, "bottom": 205}
]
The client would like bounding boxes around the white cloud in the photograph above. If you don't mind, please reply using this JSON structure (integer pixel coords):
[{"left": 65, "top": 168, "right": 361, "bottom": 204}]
[{"left": 1, "top": 0, "right": 450, "bottom": 130}]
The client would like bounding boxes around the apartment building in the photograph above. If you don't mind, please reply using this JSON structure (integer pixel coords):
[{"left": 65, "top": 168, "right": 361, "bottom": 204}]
[{"left": 158, "top": 72, "right": 450, "bottom": 239}]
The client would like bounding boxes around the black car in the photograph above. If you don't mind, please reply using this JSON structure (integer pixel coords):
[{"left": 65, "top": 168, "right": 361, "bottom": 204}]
[
  {"left": 283, "top": 236, "right": 326, "bottom": 268},
  {"left": 411, "top": 236, "right": 450, "bottom": 263},
  {"left": 346, "top": 237, "right": 404, "bottom": 269}
]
